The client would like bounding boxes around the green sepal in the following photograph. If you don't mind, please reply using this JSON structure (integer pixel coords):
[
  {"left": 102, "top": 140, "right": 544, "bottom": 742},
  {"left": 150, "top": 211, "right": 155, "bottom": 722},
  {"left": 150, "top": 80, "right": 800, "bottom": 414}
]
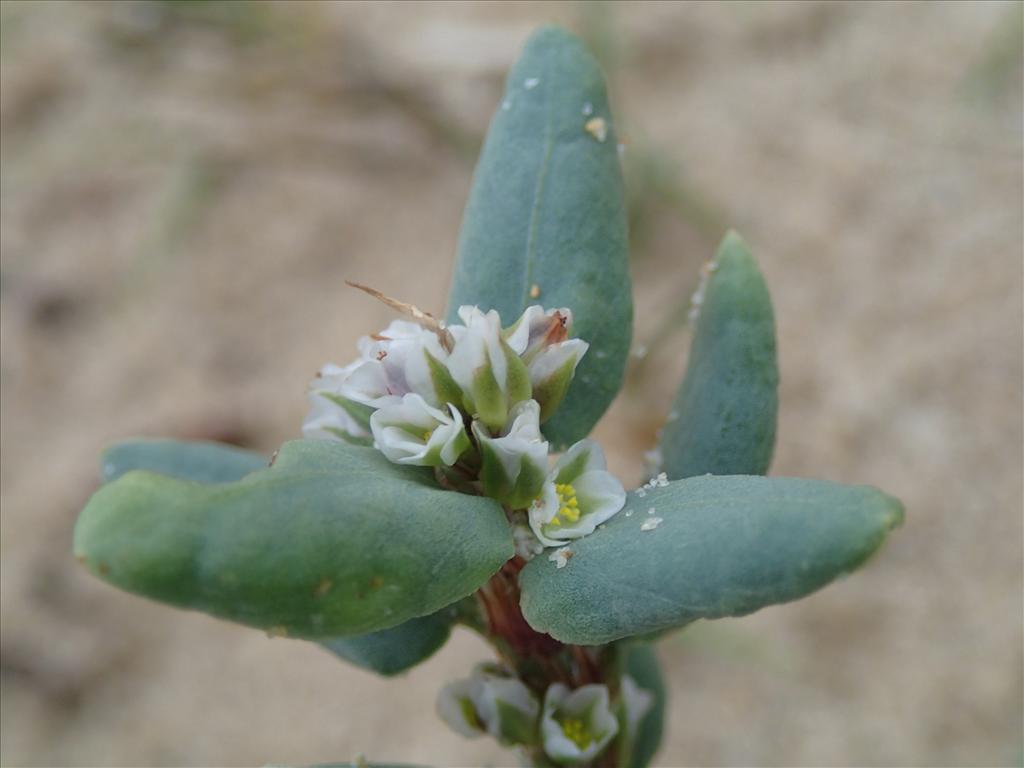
[
  {"left": 470, "top": 363, "right": 507, "bottom": 431},
  {"left": 446, "top": 26, "right": 632, "bottom": 449},
  {"left": 502, "top": 340, "right": 533, "bottom": 406},
  {"left": 476, "top": 428, "right": 547, "bottom": 510},
  {"left": 506, "top": 455, "right": 548, "bottom": 510},
  {"left": 660, "top": 231, "right": 779, "bottom": 479},
  {"left": 321, "top": 392, "right": 376, "bottom": 433},
  {"left": 495, "top": 698, "right": 540, "bottom": 747},
  {"left": 477, "top": 437, "right": 514, "bottom": 501},
  {"left": 101, "top": 439, "right": 267, "bottom": 484},
  {"left": 518, "top": 475, "right": 904, "bottom": 645},
  {"left": 532, "top": 354, "right": 578, "bottom": 424},
  {"left": 425, "top": 348, "right": 465, "bottom": 409},
  {"left": 75, "top": 440, "right": 513, "bottom": 639}
]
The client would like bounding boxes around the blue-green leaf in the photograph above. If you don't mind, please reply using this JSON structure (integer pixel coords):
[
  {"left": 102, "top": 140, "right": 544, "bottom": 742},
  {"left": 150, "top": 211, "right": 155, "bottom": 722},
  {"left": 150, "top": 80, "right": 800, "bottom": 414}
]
[
  {"left": 100, "top": 440, "right": 461, "bottom": 674},
  {"left": 75, "top": 440, "right": 512, "bottom": 639},
  {"left": 519, "top": 475, "right": 903, "bottom": 645},
  {"left": 101, "top": 439, "right": 267, "bottom": 484},
  {"left": 619, "top": 643, "right": 666, "bottom": 768},
  {"left": 446, "top": 26, "right": 632, "bottom": 449},
  {"left": 660, "top": 231, "right": 778, "bottom": 479},
  {"left": 319, "top": 608, "right": 454, "bottom": 677}
]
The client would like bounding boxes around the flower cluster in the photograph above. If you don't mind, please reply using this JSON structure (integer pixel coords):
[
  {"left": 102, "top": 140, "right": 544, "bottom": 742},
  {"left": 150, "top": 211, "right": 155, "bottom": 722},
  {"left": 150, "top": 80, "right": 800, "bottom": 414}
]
[
  {"left": 437, "top": 665, "right": 653, "bottom": 763},
  {"left": 303, "top": 305, "right": 625, "bottom": 548}
]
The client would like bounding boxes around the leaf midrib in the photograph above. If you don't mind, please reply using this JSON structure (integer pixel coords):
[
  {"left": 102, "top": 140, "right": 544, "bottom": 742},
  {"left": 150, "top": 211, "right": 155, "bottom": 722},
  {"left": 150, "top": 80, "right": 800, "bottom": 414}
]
[{"left": 521, "top": 47, "right": 556, "bottom": 310}]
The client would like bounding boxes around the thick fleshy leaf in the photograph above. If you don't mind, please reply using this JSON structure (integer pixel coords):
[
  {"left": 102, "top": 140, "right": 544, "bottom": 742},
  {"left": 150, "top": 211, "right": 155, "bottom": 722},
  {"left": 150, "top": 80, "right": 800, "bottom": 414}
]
[
  {"left": 101, "top": 439, "right": 267, "bottom": 484},
  {"left": 519, "top": 475, "right": 904, "bottom": 644},
  {"left": 75, "top": 440, "right": 512, "bottom": 639},
  {"left": 319, "top": 608, "right": 454, "bottom": 677},
  {"left": 660, "top": 231, "right": 778, "bottom": 479},
  {"left": 446, "top": 26, "right": 632, "bottom": 449},
  {"left": 619, "top": 643, "right": 666, "bottom": 768}
]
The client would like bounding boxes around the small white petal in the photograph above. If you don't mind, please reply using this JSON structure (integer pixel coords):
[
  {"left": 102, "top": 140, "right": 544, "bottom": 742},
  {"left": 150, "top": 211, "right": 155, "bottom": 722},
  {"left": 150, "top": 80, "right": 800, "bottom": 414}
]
[
  {"left": 528, "top": 338, "right": 588, "bottom": 386},
  {"left": 621, "top": 675, "right": 655, "bottom": 740},
  {"left": 554, "top": 439, "right": 608, "bottom": 482},
  {"left": 302, "top": 390, "right": 368, "bottom": 440},
  {"left": 436, "top": 678, "right": 484, "bottom": 738},
  {"left": 504, "top": 305, "right": 547, "bottom": 354},
  {"left": 371, "top": 393, "right": 467, "bottom": 466},
  {"left": 472, "top": 675, "right": 539, "bottom": 742},
  {"left": 541, "top": 683, "right": 618, "bottom": 762}
]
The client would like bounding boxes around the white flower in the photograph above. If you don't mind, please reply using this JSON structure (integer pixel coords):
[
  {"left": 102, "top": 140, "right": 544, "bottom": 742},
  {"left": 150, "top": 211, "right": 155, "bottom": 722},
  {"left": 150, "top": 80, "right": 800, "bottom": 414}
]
[
  {"left": 473, "top": 672, "right": 540, "bottom": 746},
  {"left": 447, "top": 306, "right": 531, "bottom": 430},
  {"left": 541, "top": 683, "right": 619, "bottom": 763},
  {"left": 504, "top": 305, "right": 588, "bottom": 421},
  {"left": 370, "top": 393, "right": 469, "bottom": 466},
  {"left": 436, "top": 678, "right": 485, "bottom": 738},
  {"left": 472, "top": 399, "right": 549, "bottom": 508},
  {"left": 504, "top": 305, "right": 567, "bottom": 360},
  {"left": 302, "top": 361, "right": 375, "bottom": 441},
  {"left": 528, "top": 440, "right": 626, "bottom": 547},
  {"left": 620, "top": 675, "right": 654, "bottom": 742},
  {"left": 437, "top": 667, "right": 540, "bottom": 747},
  {"left": 359, "top": 319, "right": 460, "bottom": 409}
]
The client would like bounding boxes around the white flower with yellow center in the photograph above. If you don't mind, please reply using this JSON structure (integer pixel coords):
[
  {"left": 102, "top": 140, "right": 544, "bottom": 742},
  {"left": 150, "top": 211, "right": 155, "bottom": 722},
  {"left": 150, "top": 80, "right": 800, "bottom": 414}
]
[
  {"left": 472, "top": 399, "right": 549, "bottom": 509},
  {"left": 541, "top": 683, "right": 619, "bottom": 763},
  {"left": 369, "top": 393, "right": 469, "bottom": 467},
  {"left": 447, "top": 306, "right": 531, "bottom": 431},
  {"left": 529, "top": 439, "right": 626, "bottom": 547}
]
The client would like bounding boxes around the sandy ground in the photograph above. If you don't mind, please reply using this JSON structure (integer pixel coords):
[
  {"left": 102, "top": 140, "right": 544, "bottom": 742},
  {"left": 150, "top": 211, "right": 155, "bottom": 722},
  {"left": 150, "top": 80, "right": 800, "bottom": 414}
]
[{"left": 1, "top": 2, "right": 1021, "bottom": 766}]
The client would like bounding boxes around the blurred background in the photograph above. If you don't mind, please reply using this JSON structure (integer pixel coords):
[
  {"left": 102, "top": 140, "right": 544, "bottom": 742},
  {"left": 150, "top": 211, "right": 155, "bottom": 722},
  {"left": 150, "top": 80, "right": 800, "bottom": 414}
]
[{"left": 1, "top": 1, "right": 1021, "bottom": 766}]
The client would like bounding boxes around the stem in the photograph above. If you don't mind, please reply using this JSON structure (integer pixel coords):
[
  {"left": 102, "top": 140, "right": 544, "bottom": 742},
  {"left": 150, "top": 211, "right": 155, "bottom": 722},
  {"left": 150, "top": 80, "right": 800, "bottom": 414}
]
[{"left": 466, "top": 555, "right": 627, "bottom": 767}]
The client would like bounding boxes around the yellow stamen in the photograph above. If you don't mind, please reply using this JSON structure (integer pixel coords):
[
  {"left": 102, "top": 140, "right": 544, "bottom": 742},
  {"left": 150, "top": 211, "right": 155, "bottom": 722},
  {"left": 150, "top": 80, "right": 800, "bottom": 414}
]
[
  {"left": 553, "top": 483, "right": 582, "bottom": 525},
  {"left": 559, "top": 716, "right": 593, "bottom": 749}
]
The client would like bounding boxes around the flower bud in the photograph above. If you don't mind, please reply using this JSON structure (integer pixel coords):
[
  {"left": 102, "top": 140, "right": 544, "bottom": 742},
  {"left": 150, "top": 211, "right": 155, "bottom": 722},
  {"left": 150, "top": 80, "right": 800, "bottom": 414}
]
[
  {"left": 303, "top": 361, "right": 380, "bottom": 442},
  {"left": 370, "top": 393, "right": 469, "bottom": 467},
  {"left": 504, "top": 306, "right": 588, "bottom": 421},
  {"left": 473, "top": 400, "right": 549, "bottom": 509},
  {"left": 529, "top": 440, "right": 626, "bottom": 547},
  {"left": 474, "top": 672, "right": 540, "bottom": 746},
  {"left": 436, "top": 678, "right": 485, "bottom": 738},
  {"left": 541, "top": 683, "right": 619, "bottom": 763},
  {"left": 437, "top": 667, "right": 540, "bottom": 747},
  {"left": 447, "top": 306, "right": 531, "bottom": 430},
  {"left": 360, "top": 320, "right": 461, "bottom": 409}
]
